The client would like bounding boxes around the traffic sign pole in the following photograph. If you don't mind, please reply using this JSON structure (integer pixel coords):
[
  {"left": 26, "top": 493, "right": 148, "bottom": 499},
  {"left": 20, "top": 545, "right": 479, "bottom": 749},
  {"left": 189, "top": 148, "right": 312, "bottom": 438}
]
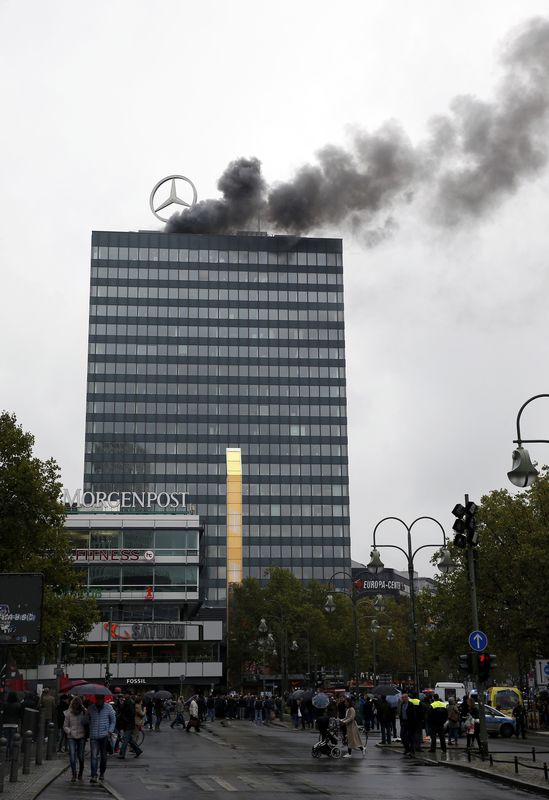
[{"left": 464, "top": 494, "right": 489, "bottom": 758}]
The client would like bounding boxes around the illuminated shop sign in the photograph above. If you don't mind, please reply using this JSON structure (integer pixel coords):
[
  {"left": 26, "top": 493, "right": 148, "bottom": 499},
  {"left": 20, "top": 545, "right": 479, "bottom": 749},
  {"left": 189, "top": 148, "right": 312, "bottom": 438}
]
[
  {"left": 72, "top": 549, "right": 155, "bottom": 562},
  {"left": 63, "top": 489, "right": 187, "bottom": 510}
]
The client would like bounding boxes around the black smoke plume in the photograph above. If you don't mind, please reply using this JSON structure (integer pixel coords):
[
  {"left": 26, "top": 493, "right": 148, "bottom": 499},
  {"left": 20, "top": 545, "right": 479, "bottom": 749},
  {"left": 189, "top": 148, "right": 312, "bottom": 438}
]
[{"left": 166, "top": 17, "right": 549, "bottom": 242}]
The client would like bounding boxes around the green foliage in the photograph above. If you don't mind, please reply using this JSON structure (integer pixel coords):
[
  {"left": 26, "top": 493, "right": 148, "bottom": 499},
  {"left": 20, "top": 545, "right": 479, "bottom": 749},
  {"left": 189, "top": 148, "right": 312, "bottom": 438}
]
[
  {"left": 227, "top": 566, "right": 415, "bottom": 686},
  {"left": 0, "top": 411, "right": 99, "bottom": 661},
  {"left": 420, "top": 471, "right": 549, "bottom": 684}
]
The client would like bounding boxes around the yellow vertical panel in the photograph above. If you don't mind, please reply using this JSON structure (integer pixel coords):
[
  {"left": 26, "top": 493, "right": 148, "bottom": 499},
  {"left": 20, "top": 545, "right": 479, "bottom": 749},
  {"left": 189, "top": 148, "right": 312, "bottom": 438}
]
[{"left": 226, "top": 448, "right": 242, "bottom": 586}]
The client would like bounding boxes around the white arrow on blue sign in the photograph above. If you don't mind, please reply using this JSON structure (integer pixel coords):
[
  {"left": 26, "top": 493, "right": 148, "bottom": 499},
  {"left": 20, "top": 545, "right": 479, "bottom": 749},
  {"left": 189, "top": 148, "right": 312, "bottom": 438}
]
[{"left": 469, "top": 630, "right": 488, "bottom": 652}]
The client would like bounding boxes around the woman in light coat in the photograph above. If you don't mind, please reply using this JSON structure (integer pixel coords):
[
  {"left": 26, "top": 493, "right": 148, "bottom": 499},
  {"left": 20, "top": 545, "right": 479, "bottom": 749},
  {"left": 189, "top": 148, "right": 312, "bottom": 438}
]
[
  {"left": 341, "top": 697, "right": 365, "bottom": 758},
  {"left": 63, "top": 696, "right": 88, "bottom": 781}
]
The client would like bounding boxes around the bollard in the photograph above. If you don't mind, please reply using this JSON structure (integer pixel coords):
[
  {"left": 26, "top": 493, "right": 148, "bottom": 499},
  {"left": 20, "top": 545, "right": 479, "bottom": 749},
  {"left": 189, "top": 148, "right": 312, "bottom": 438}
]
[
  {"left": 489, "top": 754, "right": 493, "bottom": 767},
  {"left": 45, "top": 723, "right": 56, "bottom": 761},
  {"left": 22, "top": 731, "right": 33, "bottom": 775},
  {"left": 544, "top": 762, "right": 548, "bottom": 781},
  {"left": 467, "top": 749, "right": 471, "bottom": 763},
  {"left": 0, "top": 736, "right": 7, "bottom": 793},
  {"left": 9, "top": 734, "right": 21, "bottom": 783},
  {"left": 35, "top": 709, "right": 45, "bottom": 766},
  {"left": 514, "top": 755, "right": 519, "bottom": 774},
  {"left": 532, "top": 747, "right": 536, "bottom": 762}
]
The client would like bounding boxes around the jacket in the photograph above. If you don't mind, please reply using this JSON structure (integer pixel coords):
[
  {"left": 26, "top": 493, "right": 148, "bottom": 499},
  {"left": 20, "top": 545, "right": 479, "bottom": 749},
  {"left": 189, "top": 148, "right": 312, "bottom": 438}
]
[
  {"left": 341, "top": 706, "right": 362, "bottom": 750},
  {"left": 1, "top": 700, "right": 23, "bottom": 726},
  {"left": 428, "top": 700, "right": 448, "bottom": 729},
  {"left": 63, "top": 709, "right": 88, "bottom": 739},
  {"left": 399, "top": 701, "right": 416, "bottom": 725},
  {"left": 88, "top": 703, "right": 116, "bottom": 739}
]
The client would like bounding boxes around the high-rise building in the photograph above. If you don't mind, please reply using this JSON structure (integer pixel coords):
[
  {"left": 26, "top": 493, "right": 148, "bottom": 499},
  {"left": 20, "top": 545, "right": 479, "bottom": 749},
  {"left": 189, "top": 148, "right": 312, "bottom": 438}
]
[{"left": 85, "top": 230, "right": 351, "bottom": 604}]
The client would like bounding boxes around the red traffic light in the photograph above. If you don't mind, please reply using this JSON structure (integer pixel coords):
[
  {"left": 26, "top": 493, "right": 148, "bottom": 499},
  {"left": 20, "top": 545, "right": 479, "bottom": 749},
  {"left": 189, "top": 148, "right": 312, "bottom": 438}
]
[{"left": 354, "top": 579, "right": 364, "bottom": 590}]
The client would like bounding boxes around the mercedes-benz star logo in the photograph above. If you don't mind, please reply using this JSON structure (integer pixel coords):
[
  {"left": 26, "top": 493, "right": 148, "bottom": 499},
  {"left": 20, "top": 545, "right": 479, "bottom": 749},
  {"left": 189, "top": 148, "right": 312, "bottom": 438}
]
[{"left": 149, "top": 175, "right": 198, "bottom": 223}]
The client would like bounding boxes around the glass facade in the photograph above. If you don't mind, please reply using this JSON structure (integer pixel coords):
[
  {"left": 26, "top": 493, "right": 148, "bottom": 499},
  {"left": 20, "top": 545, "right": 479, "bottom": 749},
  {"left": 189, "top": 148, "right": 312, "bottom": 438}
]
[{"left": 84, "top": 231, "right": 351, "bottom": 604}]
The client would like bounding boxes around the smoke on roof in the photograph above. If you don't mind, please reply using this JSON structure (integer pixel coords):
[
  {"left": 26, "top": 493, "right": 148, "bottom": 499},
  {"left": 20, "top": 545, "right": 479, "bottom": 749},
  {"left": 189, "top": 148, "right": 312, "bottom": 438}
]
[{"left": 165, "top": 17, "right": 549, "bottom": 244}]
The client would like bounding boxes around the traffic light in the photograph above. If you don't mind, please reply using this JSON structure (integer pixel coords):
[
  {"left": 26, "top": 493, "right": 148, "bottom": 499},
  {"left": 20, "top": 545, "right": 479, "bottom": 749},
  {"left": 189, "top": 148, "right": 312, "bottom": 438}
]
[
  {"left": 452, "top": 500, "right": 478, "bottom": 548},
  {"left": 489, "top": 654, "right": 497, "bottom": 673},
  {"left": 459, "top": 653, "right": 473, "bottom": 674},
  {"left": 478, "top": 653, "right": 490, "bottom": 682}
]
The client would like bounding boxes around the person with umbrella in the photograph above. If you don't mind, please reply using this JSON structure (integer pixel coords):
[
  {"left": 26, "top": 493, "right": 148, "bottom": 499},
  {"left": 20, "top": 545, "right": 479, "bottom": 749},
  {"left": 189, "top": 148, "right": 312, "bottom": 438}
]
[
  {"left": 340, "top": 697, "right": 366, "bottom": 759},
  {"left": 86, "top": 689, "right": 116, "bottom": 783}
]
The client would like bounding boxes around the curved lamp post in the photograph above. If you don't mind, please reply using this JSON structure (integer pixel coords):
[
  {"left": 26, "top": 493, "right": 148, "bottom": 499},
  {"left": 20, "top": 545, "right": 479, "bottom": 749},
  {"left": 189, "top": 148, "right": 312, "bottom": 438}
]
[
  {"left": 324, "top": 569, "right": 373, "bottom": 689},
  {"left": 367, "top": 516, "right": 455, "bottom": 694},
  {"left": 508, "top": 394, "right": 549, "bottom": 487}
]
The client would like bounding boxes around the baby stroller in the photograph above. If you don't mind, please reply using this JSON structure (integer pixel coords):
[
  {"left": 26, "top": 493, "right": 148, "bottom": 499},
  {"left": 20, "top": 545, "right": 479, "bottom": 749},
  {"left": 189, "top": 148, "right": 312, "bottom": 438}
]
[{"left": 312, "top": 716, "right": 342, "bottom": 759}]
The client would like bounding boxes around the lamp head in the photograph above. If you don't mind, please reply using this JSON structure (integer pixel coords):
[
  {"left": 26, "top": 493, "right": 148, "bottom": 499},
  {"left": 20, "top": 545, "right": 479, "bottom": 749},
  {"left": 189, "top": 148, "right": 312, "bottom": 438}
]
[
  {"left": 367, "top": 548, "right": 384, "bottom": 574},
  {"left": 324, "top": 594, "right": 336, "bottom": 614},
  {"left": 258, "top": 617, "right": 268, "bottom": 634},
  {"left": 508, "top": 446, "right": 539, "bottom": 487},
  {"left": 386, "top": 627, "right": 395, "bottom": 641},
  {"left": 437, "top": 548, "right": 457, "bottom": 575},
  {"left": 370, "top": 619, "right": 381, "bottom": 633}
]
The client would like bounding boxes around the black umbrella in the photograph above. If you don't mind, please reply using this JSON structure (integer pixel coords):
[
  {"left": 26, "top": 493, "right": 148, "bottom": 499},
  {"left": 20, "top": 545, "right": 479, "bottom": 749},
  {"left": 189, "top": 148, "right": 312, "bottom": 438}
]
[
  {"left": 154, "top": 690, "right": 173, "bottom": 700},
  {"left": 290, "top": 689, "right": 305, "bottom": 699},
  {"left": 371, "top": 684, "right": 400, "bottom": 696}
]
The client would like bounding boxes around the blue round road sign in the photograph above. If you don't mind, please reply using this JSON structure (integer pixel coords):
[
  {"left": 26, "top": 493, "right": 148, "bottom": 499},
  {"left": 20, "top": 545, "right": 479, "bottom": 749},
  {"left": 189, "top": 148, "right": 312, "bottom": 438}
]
[{"left": 469, "top": 630, "right": 488, "bottom": 652}]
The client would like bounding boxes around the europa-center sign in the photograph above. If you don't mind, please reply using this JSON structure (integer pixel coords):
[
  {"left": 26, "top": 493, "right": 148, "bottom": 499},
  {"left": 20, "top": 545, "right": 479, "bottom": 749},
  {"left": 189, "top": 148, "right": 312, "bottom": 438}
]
[{"left": 63, "top": 489, "right": 188, "bottom": 510}]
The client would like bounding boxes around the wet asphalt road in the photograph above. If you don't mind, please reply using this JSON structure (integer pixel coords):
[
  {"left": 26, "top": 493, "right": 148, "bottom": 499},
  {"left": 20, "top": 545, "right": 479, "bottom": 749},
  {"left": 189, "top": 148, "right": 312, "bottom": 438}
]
[{"left": 38, "top": 722, "right": 548, "bottom": 800}]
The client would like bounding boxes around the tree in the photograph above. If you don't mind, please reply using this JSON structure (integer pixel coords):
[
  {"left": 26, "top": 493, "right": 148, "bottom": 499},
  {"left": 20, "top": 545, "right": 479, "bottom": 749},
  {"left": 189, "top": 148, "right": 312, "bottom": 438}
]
[
  {"left": 419, "top": 471, "right": 549, "bottom": 685},
  {"left": 0, "top": 411, "right": 98, "bottom": 662}
]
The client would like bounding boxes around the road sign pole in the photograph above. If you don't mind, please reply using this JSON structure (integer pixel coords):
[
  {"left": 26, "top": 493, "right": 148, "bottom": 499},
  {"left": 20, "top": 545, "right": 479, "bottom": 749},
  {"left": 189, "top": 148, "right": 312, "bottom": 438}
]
[{"left": 465, "top": 493, "right": 489, "bottom": 757}]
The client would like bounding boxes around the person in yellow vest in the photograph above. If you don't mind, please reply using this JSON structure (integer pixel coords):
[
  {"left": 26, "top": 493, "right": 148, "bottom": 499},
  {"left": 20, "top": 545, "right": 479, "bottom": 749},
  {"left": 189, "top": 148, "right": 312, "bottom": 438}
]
[
  {"left": 409, "top": 695, "right": 424, "bottom": 752},
  {"left": 427, "top": 694, "right": 448, "bottom": 753}
]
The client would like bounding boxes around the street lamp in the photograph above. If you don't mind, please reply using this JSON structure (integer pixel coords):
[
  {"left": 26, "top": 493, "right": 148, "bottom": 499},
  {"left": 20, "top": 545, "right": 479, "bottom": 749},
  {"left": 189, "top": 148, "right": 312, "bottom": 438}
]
[
  {"left": 507, "top": 394, "right": 549, "bottom": 486},
  {"left": 367, "top": 516, "right": 454, "bottom": 694},
  {"left": 323, "top": 571, "right": 362, "bottom": 691}
]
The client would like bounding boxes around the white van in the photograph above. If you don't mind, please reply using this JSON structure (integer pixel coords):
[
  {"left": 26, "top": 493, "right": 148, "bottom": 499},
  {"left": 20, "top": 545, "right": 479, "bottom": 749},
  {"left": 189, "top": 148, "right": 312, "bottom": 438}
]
[{"left": 434, "top": 682, "right": 466, "bottom": 702}]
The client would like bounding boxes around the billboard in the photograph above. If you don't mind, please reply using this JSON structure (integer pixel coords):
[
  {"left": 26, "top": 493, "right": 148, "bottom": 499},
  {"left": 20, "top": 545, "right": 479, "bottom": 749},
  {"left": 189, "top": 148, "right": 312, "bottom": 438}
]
[{"left": 0, "top": 573, "right": 44, "bottom": 644}]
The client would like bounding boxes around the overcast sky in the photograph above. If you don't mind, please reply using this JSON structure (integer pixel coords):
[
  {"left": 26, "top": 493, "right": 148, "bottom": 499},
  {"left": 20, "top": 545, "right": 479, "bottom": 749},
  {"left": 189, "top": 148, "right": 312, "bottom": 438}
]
[{"left": 2, "top": 0, "right": 549, "bottom": 576}]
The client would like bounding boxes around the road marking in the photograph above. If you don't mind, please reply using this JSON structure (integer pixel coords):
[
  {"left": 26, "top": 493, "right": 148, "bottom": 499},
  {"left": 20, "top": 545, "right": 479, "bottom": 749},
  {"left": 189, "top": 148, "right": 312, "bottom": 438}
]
[
  {"left": 189, "top": 775, "right": 216, "bottom": 791},
  {"left": 211, "top": 776, "right": 238, "bottom": 791}
]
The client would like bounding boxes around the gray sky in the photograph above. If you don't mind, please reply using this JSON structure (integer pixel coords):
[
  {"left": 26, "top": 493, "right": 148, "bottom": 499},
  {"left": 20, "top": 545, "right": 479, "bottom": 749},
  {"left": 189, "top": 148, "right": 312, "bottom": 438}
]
[{"left": 2, "top": 0, "right": 549, "bottom": 576}]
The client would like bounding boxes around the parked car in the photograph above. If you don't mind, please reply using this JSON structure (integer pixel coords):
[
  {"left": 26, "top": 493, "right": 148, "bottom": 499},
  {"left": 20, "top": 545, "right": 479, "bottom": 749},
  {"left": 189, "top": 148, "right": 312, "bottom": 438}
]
[{"left": 483, "top": 704, "right": 516, "bottom": 737}]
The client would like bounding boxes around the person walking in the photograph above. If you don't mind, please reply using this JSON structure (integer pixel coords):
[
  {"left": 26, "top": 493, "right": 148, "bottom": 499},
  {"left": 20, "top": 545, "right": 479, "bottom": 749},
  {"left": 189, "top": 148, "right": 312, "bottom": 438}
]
[
  {"left": 88, "top": 695, "right": 116, "bottom": 783},
  {"left": 399, "top": 693, "right": 417, "bottom": 758},
  {"left": 186, "top": 696, "right": 200, "bottom": 732},
  {"left": 427, "top": 693, "right": 448, "bottom": 753},
  {"left": 154, "top": 697, "right": 164, "bottom": 731},
  {"left": 513, "top": 700, "right": 527, "bottom": 739},
  {"left": 170, "top": 696, "right": 186, "bottom": 728},
  {"left": 57, "top": 694, "right": 70, "bottom": 752},
  {"left": 341, "top": 697, "right": 366, "bottom": 759},
  {"left": 447, "top": 698, "right": 461, "bottom": 745},
  {"left": 39, "top": 687, "right": 56, "bottom": 738},
  {"left": 63, "top": 696, "right": 88, "bottom": 782},
  {"left": 117, "top": 693, "right": 143, "bottom": 759},
  {"left": 0, "top": 691, "right": 23, "bottom": 757},
  {"left": 465, "top": 696, "right": 481, "bottom": 751},
  {"left": 378, "top": 695, "right": 393, "bottom": 745},
  {"left": 206, "top": 695, "right": 215, "bottom": 723}
]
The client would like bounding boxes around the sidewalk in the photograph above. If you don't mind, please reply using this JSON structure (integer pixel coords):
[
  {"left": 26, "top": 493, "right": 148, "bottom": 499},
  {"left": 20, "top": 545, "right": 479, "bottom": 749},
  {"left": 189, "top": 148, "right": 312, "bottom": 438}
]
[
  {"left": 378, "top": 738, "right": 549, "bottom": 796},
  {"left": 0, "top": 755, "right": 67, "bottom": 800}
]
